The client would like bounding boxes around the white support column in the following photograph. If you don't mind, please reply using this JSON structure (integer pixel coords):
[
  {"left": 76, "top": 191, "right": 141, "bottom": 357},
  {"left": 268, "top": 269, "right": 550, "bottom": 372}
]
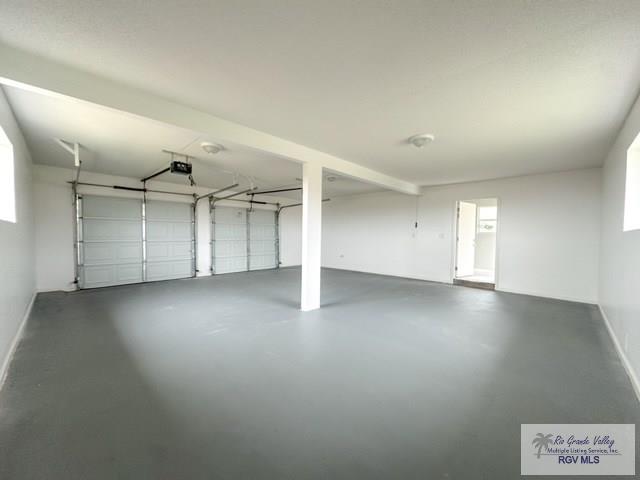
[{"left": 301, "top": 162, "right": 323, "bottom": 311}]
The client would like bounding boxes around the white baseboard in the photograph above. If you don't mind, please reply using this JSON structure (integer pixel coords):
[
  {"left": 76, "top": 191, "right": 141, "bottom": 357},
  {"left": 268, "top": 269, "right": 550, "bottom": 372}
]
[
  {"left": 496, "top": 286, "right": 595, "bottom": 305},
  {"left": 322, "top": 265, "right": 451, "bottom": 285},
  {"left": 37, "top": 286, "right": 75, "bottom": 293},
  {"left": 0, "top": 292, "right": 36, "bottom": 391},
  {"left": 599, "top": 305, "right": 640, "bottom": 405}
]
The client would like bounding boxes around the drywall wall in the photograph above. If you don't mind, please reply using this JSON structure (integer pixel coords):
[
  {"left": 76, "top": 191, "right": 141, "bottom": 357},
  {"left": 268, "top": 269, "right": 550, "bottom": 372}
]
[
  {"left": 282, "top": 168, "right": 601, "bottom": 303},
  {"left": 599, "top": 92, "right": 640, "bottom": 397},
  {"left": 33, "top": 165, "right": 292, "bottom": 291},
  {"left": 278, "top": 207, "right": 302, "bottom": 267},
  {"left": 0, "top": 87, "right": 35, "bottom": 378}
]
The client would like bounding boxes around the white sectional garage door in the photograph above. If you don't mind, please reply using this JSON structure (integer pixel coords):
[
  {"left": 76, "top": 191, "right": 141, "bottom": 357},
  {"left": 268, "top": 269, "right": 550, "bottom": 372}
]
[
  {"left": 145, "top": 200, "right": 194, "bottom": 281},
  {"left": 79, "top": 195, "right": 195, "bottom": 288},
  {"left": 80, "top": 195, "right": 143, "bottom": 289},
  {"left": 211, "top": 206, "right": 278, "bottom": 274},
  {"left": 248, "top": 209, "right": 277, "bottom": 270},
  {"left": 212, "top": 206, "right": 248, "bottom": 274}
]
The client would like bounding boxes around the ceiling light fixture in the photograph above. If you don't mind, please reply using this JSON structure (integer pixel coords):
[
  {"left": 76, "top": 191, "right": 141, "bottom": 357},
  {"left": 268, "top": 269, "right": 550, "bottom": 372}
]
[
  {"left": 201, "top": 142, "right": 224, "bottom": 155},
  {"left": 408, "top": 133, "right": 435, "bottom": 148}
]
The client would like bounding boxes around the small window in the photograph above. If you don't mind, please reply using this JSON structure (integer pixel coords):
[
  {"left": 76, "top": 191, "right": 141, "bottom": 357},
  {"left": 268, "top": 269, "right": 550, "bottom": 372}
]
[
  {"left": 624, "top": 148, "right": 640, "bottom": 232},
  {"left": 478, "top": 206, "right": 497, "bottom": 220},
  {"left": 0, "top": 125, "right": 15, "bottom": 223}
]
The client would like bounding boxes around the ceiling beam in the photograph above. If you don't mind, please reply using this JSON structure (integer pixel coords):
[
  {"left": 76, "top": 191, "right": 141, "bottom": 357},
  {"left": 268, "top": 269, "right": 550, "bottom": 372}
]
[{"left": 0, "top": 43, "right": 419, "bottom": 195}]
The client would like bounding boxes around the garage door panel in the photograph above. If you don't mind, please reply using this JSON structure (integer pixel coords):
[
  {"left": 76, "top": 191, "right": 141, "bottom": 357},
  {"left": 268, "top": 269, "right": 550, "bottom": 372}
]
[
  {"left": 146, "top": 221, "right": 193, "bottom": 242},
  {"left": 146, "top": 222, "right": 170, "bottom": 240},
  {"left": 145, "top": 200, "right": 194, "bottom": 281},
  {"left": 249, "top": 255, "right": 277, "bottom": 270},
  {"left": 215, "top": 257, "right": 248, "bottom": 274},
  {"left": 249, "top": 240, "right": 276, "bottom": 255},
  {"left": 146, "top": 260, "right": 193, "bottom": 281},
  {"left": 83, "top": 242, "right": 143, "bottom": 265},
  {"left": 80, "top": 196, "right": 143, "bottom": 289},
  {"left": 170, "top": 222, "right": 192, "bottom": 241},
  {"left": 215, "top": 207, "right": 246, "bottom": 223},
  {"left": 249, "top": 209, "right": 275, "bottom": 224},
  {"left": 82, "top": 264, "right": 143, "bottom": 288},
  {"left": 83, "top": 196, "right": 142, "bottom": 219},
  {"left": 216, "top": 223, "right": 246, "bottom": 241},
  {"left": 83, "top": 219, "right": 141, "bottom": 242},
  {"left": 212, "top": 207, "right": 247, "bottom": 274},
  {"left": 212, "top": 207, "right": 278, "bottom": 274},
  {"left": 147, "top": 242, "right": 192, "bottom": 261},
  {"left": 79, "top": 196, "right": 193, "bottom": 288},
  {"left": 82, "top": 243, "right": 113, "bottom": 264},
  {"left": 248, "top": 210, "right": 277, "bottom": 271},
  {"left": 146, "top": 201, "right": 190, "bottom": 221},
  {"left": 216, "top": 239, "right": 247, "bottom": 257},
  {"left": 251, "top": 224, "right": 276, "bottom": 239},
  {"left": 170, "top": 242, "right": 195, "bottom": 258}
]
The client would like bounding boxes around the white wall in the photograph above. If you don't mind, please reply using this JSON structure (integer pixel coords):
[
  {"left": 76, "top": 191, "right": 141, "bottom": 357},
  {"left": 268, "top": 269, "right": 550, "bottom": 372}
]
[
  {"left": 34, "top": 165, "right": 292, "bottom": 291},
  {"left": 0, "top": 88, "right": 35, "bottom": 376},
  {"left": 279, "top": 207, "right": 302, "bottom": 267},
  {"left": 282, "top": 168, "right": 602, "bottom": 303},
  {"left": 599, "top": 92, "right": 640, "bottom": 395},
  {"left": 33, "top": 167, "right": 75, "bottom": 291}
]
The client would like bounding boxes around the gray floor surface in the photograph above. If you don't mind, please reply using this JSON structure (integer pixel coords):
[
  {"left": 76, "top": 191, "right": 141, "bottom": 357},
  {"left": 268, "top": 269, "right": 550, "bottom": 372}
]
[{"left": 0, "top": 267, "right": 638, "bottom": 479}]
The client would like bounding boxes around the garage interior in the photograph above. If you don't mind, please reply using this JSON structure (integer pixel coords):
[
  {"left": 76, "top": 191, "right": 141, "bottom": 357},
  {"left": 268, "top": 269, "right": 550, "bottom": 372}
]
[{"left": 1, "top": 2, "right": 640, "bottom": 478}]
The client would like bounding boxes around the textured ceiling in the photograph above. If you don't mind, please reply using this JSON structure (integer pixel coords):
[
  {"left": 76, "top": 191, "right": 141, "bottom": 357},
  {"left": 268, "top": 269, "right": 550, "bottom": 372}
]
[{"left": 1, "top": 1, "right": 640, "bottom": 186}]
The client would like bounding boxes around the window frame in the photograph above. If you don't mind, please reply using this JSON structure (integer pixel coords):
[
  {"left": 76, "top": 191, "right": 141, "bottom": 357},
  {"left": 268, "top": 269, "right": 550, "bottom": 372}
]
[
  {"left": 623, "top": 147, "right": 640, "bottom": 232},
  {"left": 0, "top": 125, "right": 15, "bottom": 224}
]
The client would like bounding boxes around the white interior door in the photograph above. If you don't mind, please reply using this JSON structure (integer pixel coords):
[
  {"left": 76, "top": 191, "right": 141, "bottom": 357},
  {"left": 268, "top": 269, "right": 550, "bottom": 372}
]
[
  {"left": 145, "top": 200, "right": 194, "bottom": 281},
  {"left": 455, "top": 201, "right": 477, "bottom": 278},
  {"left": 80, "top": 195, "right": 143, "bottom": 288}
]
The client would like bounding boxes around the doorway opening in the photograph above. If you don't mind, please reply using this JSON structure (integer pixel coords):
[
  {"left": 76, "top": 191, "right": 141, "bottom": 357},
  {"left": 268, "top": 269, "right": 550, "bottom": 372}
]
[{"left": 453, "top": 198, "right": 498, "bottom": 290}]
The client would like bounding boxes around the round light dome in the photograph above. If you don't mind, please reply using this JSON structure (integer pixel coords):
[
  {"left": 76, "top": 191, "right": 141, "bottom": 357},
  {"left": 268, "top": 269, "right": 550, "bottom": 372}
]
[
  {"left": 408, "top": 134, "right": 435, "bottom": 148},
  {"left": 201, "top": 142, "right": 224, "bottom": 155}
]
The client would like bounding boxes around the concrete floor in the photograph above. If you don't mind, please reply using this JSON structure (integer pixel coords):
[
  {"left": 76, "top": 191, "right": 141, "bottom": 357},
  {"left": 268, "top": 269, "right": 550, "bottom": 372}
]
[{"left": 0, "top": 267, "right": 638, "bottom": 479}]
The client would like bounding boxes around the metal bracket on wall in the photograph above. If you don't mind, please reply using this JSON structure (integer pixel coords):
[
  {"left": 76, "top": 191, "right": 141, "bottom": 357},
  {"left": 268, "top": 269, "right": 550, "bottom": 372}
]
[
  {"left": 192, "top": 194, "right": 198, "bottom": 277},
  {"left": 141, "top": 186, "right": 147, "bottom": 282},
  {"left": 275, "top": 204, "right": 281, "bottom": 268},
  {"left": 246, "top": 209, "right": 251, "bottom": 271},
  {"left": 73, "top": 190, "right": 83, "bottom": 288},
  {"left": 209, "top": 197, "right": 216, "bottom": 275}
]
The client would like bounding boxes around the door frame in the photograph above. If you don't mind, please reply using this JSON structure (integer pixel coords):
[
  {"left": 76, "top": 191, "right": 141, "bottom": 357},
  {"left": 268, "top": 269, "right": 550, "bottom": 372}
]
[{"left": 450, "top": 197, "right": 501, "bottom": 288}]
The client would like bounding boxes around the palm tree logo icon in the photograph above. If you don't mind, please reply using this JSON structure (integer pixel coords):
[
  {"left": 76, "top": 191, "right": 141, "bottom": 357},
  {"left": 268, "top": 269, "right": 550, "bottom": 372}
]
[{"left": 532, "top": 433, "right": 554, "bottom": 459}]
